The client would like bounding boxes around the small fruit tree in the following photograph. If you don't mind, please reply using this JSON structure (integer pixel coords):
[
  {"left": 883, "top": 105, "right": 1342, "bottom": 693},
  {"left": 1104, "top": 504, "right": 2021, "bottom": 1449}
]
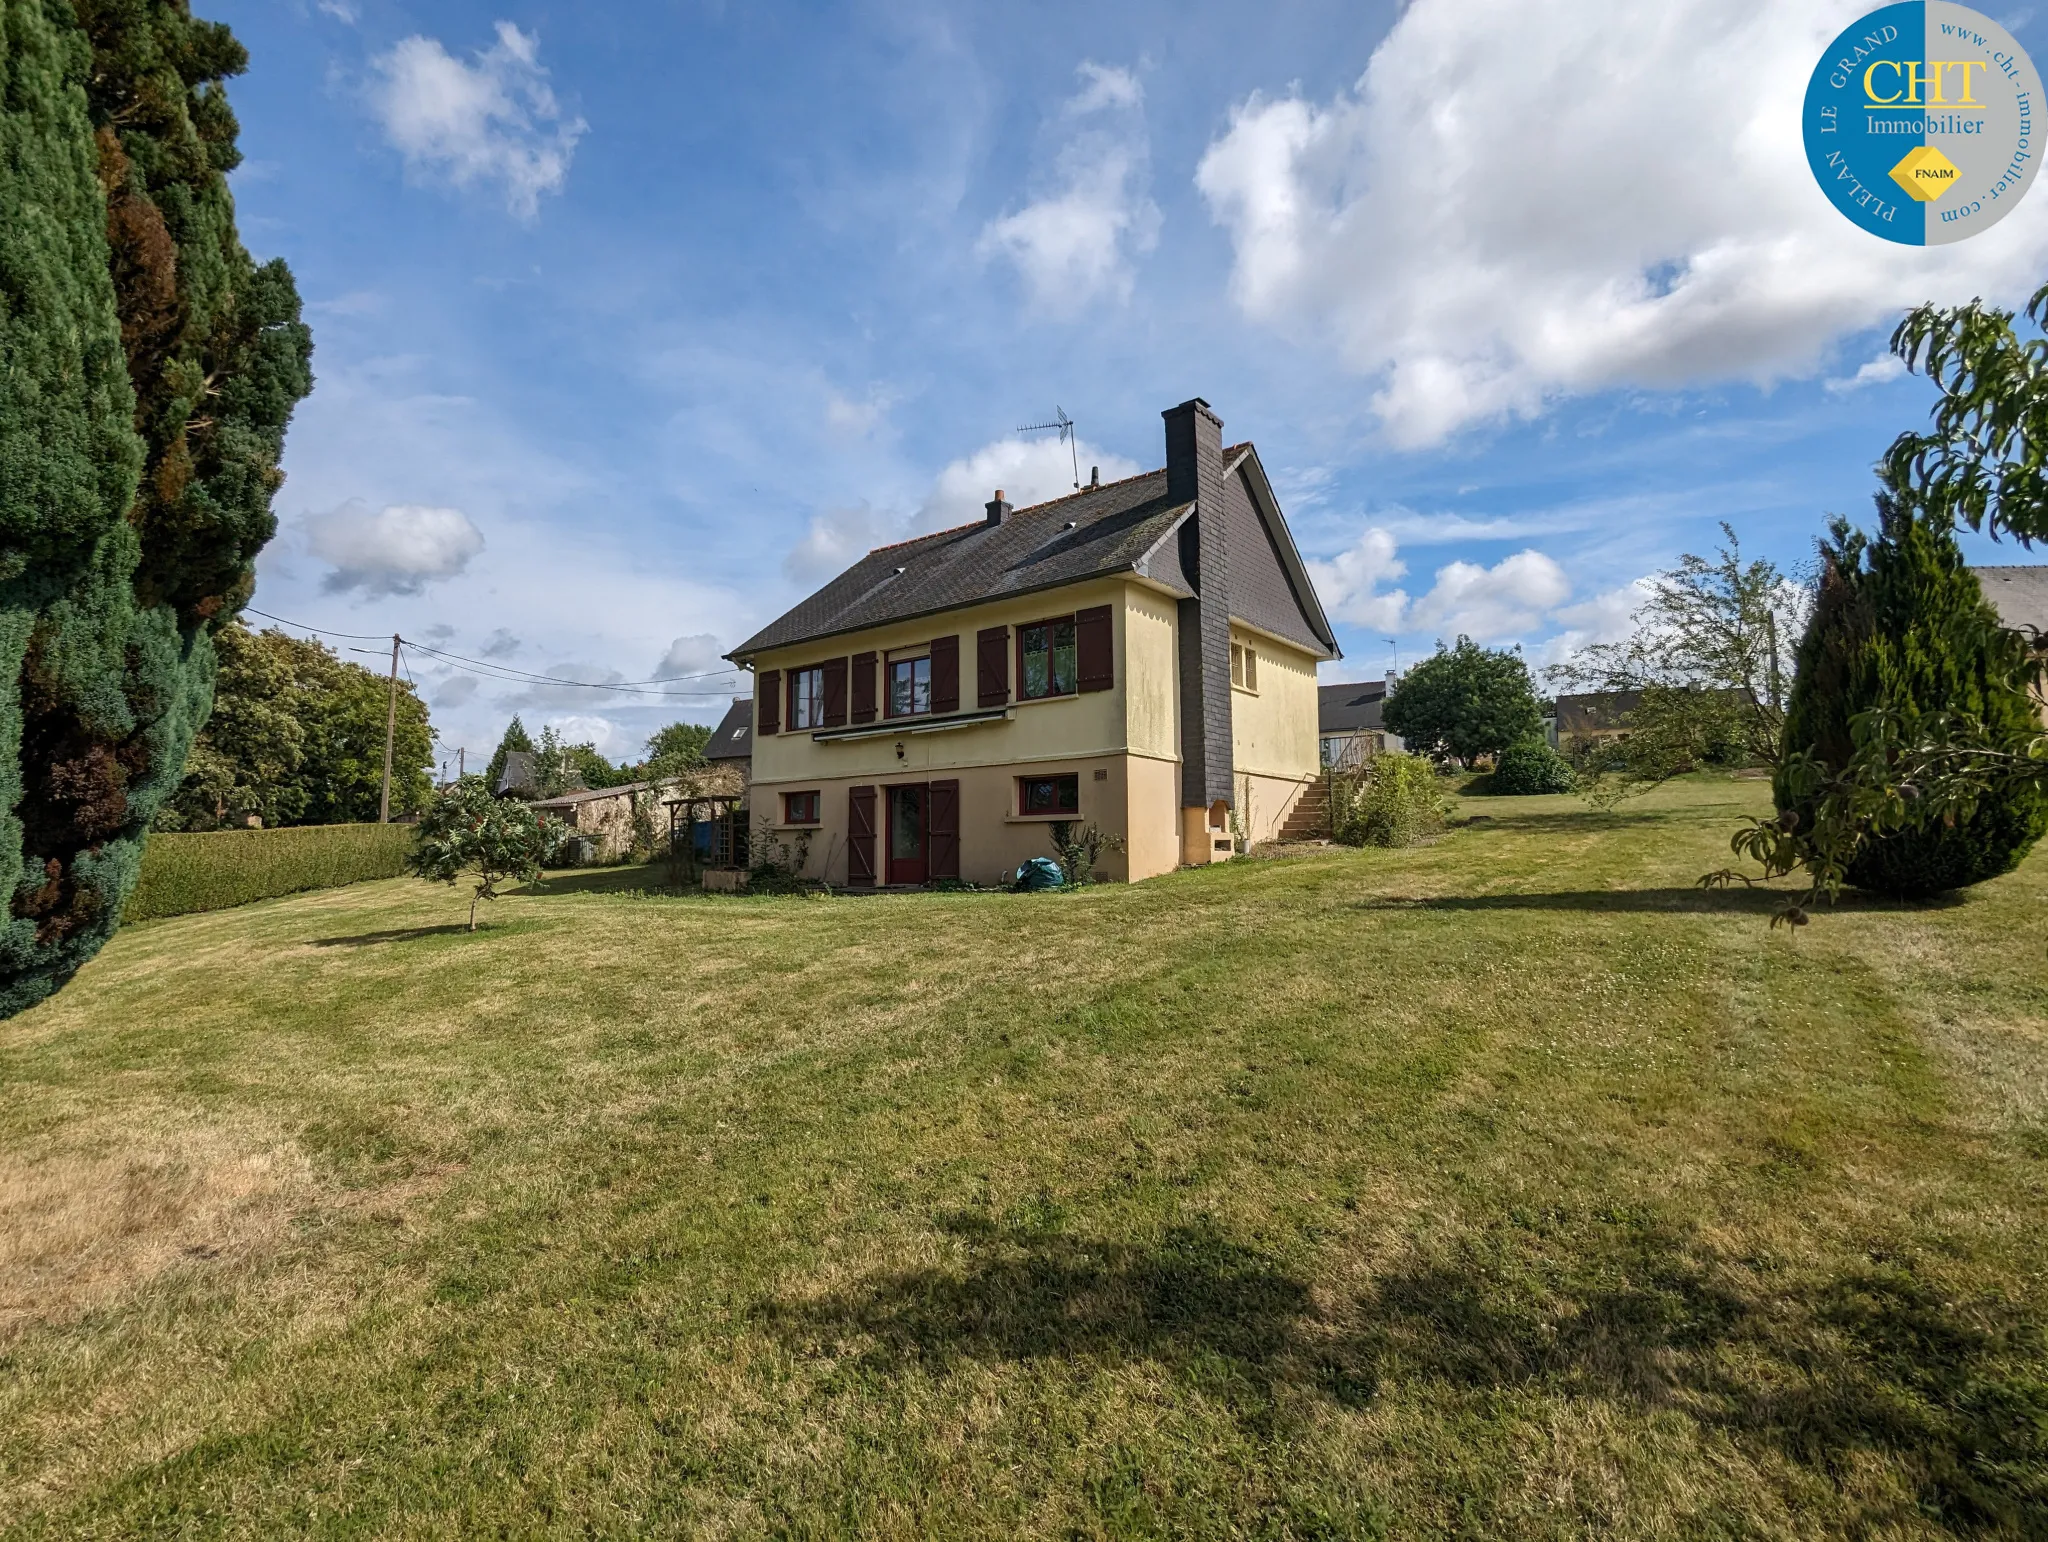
[{"left": 408, "top": 776, "right": 558, "bottom": 931}]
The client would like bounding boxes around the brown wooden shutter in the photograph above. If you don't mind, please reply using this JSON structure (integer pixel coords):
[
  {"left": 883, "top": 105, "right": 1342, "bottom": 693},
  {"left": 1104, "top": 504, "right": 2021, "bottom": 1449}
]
[
  {"left": 822, "top": 657, "right": 848, "bottom": 727},
  {"left": 1076, "top": 605, "right": 1113, "bottom": 693},
  {"left": 847, "top": 786, "right": 877, "bottom": 886},
  {"left": 756, "top": 671, "right": 780, "bottom": 734},
  {"left": 977, "top": 626, "right": 1010, "bottom": 708},
  {"left": 928, "top": 779, "right": 960, "bottom": 880},
  {"left": 851, "top": 651, "right": 878, "bottom": 724},
  {"left": 930, "top": 635, "right": 960, "bottom": 715}
]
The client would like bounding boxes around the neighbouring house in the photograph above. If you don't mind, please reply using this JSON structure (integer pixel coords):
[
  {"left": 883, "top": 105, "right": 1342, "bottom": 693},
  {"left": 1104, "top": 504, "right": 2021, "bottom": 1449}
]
[
  {"left": 705, "top": 696, "right": 753, "bottom": 796},
  {"left": 493, "top": 750, "right": 544, "bottom": 798},
  {"left": 1975, "top": 564, "right": 2048, "bottom": 722},
  {"left": 1554, "top": 690, "right": 1643, "bottom": 750},
  {"left": 726, "top": 397, "right": 1339, "bottom": 885},
  {"left": 1318, "top": 680, "right": 1402, "bottom": 769}
]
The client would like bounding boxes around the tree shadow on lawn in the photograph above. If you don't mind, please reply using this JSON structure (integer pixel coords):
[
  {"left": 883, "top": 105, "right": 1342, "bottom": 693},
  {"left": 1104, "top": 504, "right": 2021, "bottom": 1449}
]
[
  {"left": 767, "top": 1212, "right": 2045, "bottom": 1530},
  {"left": 511, "top": 867, "right": 692, "bottom": 899},
  {"left": 307, "top": 924, "right": 490, "bottom": 947},
  {"left": 1358, "top": 888, "right": 1965, "bottom": 917}
]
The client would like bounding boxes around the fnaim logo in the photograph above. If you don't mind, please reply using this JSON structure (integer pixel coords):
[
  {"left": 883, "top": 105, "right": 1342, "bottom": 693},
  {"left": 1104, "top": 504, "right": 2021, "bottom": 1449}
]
[{"left": 1804, "top": 2, "right": 2041, "bottom": 243}]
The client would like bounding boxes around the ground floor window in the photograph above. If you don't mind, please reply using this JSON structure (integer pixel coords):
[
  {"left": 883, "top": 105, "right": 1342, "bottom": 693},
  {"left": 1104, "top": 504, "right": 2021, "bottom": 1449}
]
[
  {"left": 783, "top": 789, "right": 821, "bottom": 825},
  {"left": 1018, "top": 772, "right": 1080, "bottom": 816}
]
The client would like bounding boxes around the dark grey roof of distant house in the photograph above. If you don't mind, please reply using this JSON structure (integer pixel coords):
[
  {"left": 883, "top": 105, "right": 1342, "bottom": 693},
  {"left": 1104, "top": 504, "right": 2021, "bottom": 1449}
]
[
  {"left": 1319, "top": 681, "right": 1387, "bottom": 734},
  {"left": 705, "top": 698, "right": 752, "bottom": 762},
  {"left": 730, "top": 444, "right": 1337, "bottom": 660},
  {"left": 1974, "top": 565, "right": 2048, "bottom": 634},
  {"left": 1555, "top": 691, "right": 1644, "bottom": 737},
  {"left": 494, "top": 750, "right": 539, "bottom": 797}
]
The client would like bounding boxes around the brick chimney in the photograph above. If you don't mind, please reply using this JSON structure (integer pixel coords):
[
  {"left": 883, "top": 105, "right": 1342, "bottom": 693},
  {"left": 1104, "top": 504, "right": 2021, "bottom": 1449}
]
[
  {"left": 1162, "top": 398, "right": 1234, "bottom": 816},
  {"left": 985, "top": 489, "right": 1012, "bottom": 526}
]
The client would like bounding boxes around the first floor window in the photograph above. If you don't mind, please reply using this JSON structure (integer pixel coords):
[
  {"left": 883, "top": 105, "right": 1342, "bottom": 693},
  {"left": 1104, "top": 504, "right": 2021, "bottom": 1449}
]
[
  {"left": 784, "top": 789, "right": 821, "bottom": 825},
  {"left": 887, "top": 654, "right": 931, "bottom": 717},
  {"left": 1230, "top": 642, "right": 1259, "bottom": 691},
  {"left": 1020, "top": 617, "right": 1077, "bottom": 699},
  {"left": 789, "top": 667, "right": 825, "bottom": 729},
  {"left": 1018, "top": 772, "right": 1080, "bottom": 816}
]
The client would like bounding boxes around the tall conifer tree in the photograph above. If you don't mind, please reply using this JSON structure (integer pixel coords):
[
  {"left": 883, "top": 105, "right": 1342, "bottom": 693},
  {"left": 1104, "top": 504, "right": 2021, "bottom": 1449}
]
[
  {"left": 1, "top": 0, "right": 311, "bottom": 1016},
  {"left": 1778, "top": 487, "right": 2047, "bottom": 897}
]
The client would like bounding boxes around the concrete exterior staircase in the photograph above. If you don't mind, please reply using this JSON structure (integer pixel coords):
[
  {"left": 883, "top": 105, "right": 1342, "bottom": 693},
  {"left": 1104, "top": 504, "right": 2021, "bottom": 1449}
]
[{"left": 1278, "top": 776, "right": 1333, "bottom": 842}]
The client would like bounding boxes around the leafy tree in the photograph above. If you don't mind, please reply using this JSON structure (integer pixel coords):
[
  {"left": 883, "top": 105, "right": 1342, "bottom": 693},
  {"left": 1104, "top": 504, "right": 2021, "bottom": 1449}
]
[
  {"left": 408, "top": 776, "right": 556, "bottom": 931},
  {"left": 1, "top": 0, "right": 312, "bottom": 1015},
  {"left": 646, "top": 721, "right": 711, "bottom": 770},
  {"left": 157, "top": 625, "right": 431, "bottom": 828},
  {"left": 484, "top": 715, "right": 533, "bottom": 791},
  {"left": 1884, "top": 281, "right": 2048, "bottom": 544},
  {"left": 1772, "top": 490, "right": 2045, "bottom": 899},
  {"left": 1382, "top": 637, "right": 1541, "bottom": 765},
  {"left": 1551, "top": 525, "right": 1807, "bottom": 800}
]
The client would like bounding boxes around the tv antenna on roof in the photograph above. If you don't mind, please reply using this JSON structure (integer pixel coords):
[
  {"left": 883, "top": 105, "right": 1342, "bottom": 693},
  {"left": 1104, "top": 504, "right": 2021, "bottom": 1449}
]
[{"left": 1017, "top": 405, "right": 1080, "bottom": 490}]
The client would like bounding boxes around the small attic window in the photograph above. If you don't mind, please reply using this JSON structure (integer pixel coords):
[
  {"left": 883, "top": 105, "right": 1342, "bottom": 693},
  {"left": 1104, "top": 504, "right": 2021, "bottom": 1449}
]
[
  {"left": 1062, "top": 520, "right": 1078, "bottom": 531},
  {"left": 892, "top": 566, "right": 906, "bottom": 575}
]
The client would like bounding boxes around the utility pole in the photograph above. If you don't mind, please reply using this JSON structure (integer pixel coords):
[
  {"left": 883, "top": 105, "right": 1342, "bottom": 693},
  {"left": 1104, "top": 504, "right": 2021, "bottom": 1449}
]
[
  {"left": 458, "top": 746, "right": 466, "bottom": 779},
  {"left": 379, "top": 633, "right": 400, "bottom": 823}
]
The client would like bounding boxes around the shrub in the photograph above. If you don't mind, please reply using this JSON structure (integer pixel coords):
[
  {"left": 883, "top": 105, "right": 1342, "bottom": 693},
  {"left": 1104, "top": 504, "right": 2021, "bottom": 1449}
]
[
  {"left": 1333, "top": 753, "right": 1448, "bottom": 848},
  {"left": 1047, "top": 821, "right": 1125, "bottom": 885},
  {"left": 1487, "top": 741, "right": 1578, "bottom": 795},
  {"left": 1778, "top": 490, "right": 2047, "bottom": 898},
  {"left": 124, "top": 824, "right": 414, "bottom": 922}
]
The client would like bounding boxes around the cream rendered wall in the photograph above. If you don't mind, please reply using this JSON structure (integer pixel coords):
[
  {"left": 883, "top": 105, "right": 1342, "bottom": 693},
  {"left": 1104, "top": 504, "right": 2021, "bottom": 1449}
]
[
  {"left": 746, "top": 577, "right": 1190, "bottom": 882},
  {"left": 749, "top": 577, "right": 1140, "bottom": 788},
  {"left": 1228, "top": 625, "right": 1321, "bottom": 843}
]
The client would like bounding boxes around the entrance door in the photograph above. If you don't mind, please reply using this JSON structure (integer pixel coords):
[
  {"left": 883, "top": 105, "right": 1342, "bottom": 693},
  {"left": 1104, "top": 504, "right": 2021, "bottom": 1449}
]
[{"left": 886, "top": 783, "right": 928, "bottom": 885}]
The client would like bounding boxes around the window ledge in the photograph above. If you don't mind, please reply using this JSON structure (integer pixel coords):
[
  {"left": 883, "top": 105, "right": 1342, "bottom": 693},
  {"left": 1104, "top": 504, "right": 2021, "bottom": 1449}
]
[{"left": 1004, "top": 812, "right": 1084, "bottom": 824}]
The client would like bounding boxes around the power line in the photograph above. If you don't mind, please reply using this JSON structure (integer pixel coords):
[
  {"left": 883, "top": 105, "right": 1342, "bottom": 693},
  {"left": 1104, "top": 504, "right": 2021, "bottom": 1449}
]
[{"left": 243, "top": 606, "right": 746, "bottom": 698}]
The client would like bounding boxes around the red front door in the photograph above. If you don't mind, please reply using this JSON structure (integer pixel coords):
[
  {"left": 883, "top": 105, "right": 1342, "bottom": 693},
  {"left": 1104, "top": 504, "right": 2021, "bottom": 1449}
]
[{"left": 886, "top": 783, "right": 928, "bottom": 885}]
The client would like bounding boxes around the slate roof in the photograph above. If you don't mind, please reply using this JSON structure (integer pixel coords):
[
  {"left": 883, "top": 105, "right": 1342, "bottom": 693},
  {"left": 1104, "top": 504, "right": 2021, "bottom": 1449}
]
[
  {"left": 1319, "top": 681, "right": 1388, "bottom": 735},
  {"left": 732, "top": 467, "right": 1193, "bottom": 658},
  {"left": 705, "top": 698, "right": 753, "bottom": 762},
  {"left": 1974, "top": 564, "right": 2048, "bottom": 634},
  {"left": 729, "top": 443, "right": 1337, "bottom": 661},
  {"left": 1555, "top": 691, "right": 1644, "bottom": 737},
  {"left": 493, "top": 750, "right": 539, "bottom": 797}
]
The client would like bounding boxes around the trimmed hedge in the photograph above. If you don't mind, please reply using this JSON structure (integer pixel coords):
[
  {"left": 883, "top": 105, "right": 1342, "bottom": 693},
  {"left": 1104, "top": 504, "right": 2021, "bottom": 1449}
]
[{"left": 125, "top": 824, "right": 415, "bottom": 922}]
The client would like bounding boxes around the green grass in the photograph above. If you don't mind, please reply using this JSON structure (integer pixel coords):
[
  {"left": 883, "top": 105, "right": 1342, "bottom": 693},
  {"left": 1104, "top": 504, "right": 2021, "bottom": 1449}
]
[
  {"left": 124, "top": 823, "right": 416, "bottom": 922},
  {"left": 4, "top": 777, "right": 2045, "bottom": 1539}
]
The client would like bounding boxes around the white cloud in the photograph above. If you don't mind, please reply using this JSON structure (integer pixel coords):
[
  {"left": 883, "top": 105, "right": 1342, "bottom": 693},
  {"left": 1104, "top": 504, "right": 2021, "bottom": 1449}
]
[
  {"left": 430, "top": 673, "right": 480, "bottom": 709},
  {"left": 481, "top": 628, "right": 520, "bottom": 658},
  {"left": 1533, "top": 579, "right": 1656, "bottom": 668},
  {"left": 1824, "top": 353, "right": 1908, "bottom": 394},
  {"left": 824, "top": 387, "right": 896, "bottom": 438},
  {"left": 369, "top": 22, "right": 585, "bottom": 219},
  {"left": 653, "top": 633, "right": 737, "bottom": 686},
  {"left": 316, "top": 0, "right": 358, "bottom": 21},
  {"left": 304, "top": 501, "right": 485, "bottom": 596},
  {"left": 545, "top": 714, "right": 633, "bottom": 760},
  {"left": 1195, "top": 0, "right": 2048, "bottom": 447},
  {"left": 978, "top": 62, "right": 1160, "bottom": 313},
  {"left": 923, "top": 434, "right": 1142, "bottom": 527},
  {"left": 783, "top": 434, "right": 1145, "bottom": 587},
  {"left": 1409, "top": 551, "right": 1571, "bottom": 642},
  {"left": 1307, "top": 527, "right": 1408, "bottom": 631},
  {"left": 784, "top": 502, "right": 903, "bottom": 586}
]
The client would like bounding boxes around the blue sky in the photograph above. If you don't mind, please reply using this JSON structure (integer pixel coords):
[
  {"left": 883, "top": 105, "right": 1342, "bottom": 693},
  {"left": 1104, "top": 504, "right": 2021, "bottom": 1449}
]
[{"left": 220, "top": 0, "right": 2048, "bottom": 774}]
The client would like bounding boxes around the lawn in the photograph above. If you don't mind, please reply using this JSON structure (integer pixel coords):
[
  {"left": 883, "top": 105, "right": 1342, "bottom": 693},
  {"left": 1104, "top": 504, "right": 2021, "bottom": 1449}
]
[{"left": 2, "top": 777, "right": 2044, "bottom": 1539}]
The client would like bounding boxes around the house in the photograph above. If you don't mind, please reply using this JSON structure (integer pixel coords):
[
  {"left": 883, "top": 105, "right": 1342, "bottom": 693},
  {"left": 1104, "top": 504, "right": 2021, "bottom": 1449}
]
[
  {"left": 1318, "top": 680, "right": 1400, "bottom": 769},
  {"left": 705, "top": 696, "right": 753, "bottom": 795},
  {"left": 1554, "top": 690, "right": 1643, "bottom": 748},
  {"left": 726, "top": 397, "right": 1339, "bottom": 885},
  {"left": 1974, "top": 564, "right": 2048, "bottom": 722},
  {"left": 493, "top": 750, "right": 544, "bottom": 798}
]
